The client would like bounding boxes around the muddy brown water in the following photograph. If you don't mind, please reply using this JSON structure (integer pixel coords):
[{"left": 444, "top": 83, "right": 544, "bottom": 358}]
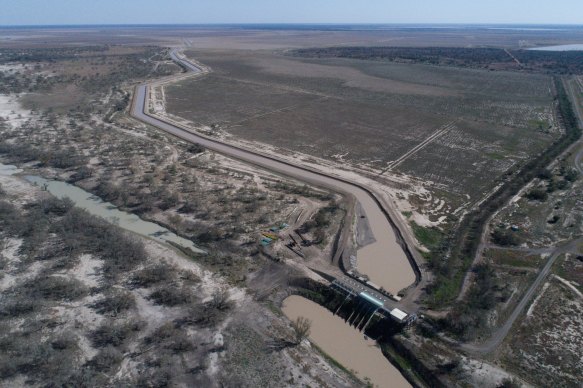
[{"left": 282, "top": 295, "right": 411, "bottom": 388}]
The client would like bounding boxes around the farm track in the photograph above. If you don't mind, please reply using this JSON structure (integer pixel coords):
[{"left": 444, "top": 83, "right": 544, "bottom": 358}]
[{"left": 379, "top": 120, "right": 456, "bottom": 176}]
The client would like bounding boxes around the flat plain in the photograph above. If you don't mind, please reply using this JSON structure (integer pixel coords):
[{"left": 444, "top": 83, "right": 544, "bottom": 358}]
[{"left": 166, "top": 48, "right": 557, "bottom": 204}]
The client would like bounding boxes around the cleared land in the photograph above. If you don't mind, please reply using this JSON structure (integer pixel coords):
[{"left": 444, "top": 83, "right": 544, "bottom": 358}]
[{"left": 166, "top": 50, "right": 557, "bottom": 204}]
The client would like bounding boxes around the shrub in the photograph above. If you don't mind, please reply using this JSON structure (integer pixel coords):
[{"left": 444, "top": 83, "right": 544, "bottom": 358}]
[
  {"left": 86, "top": 346, "right": 123, "bottom": 372},
  {"left": 0, "top": 298, "right": 39, "bottom": 318},
  {"left": 56, "top": 208, "right": 146, "bottom": 277},
  {"left": 130, "top": 262, "right": 176, "bottom": 288},
  {"left": 21, "top": 275, "right": 88, "bottom": 302},
  {"left": 525, "top": 188, "right": 548, "bottom": 201},
  {"left": 145, "top": 323, "right": 195, "bottom": 354},
  {"left": 556, "top": 179, "right": 570, "bottom": 190},
  {"left": 491, "top": 229, "right": 519, "bottom": 246},
  {"left": 91, "top": 289, "right": 136, "bottom": 315},
  {"left": 148, "top": 286, "right": 193, "bottom": 307},
  {"left": 90, "top": 320, "right": 143, "bottom": 348},
  {"left": 537, "top": 169, "right": 553, "bottom": 180},
  {"left": 564, "top": 168, "right": 579, "bottom": 182},
  {"left": 443, "top": 264, "right": 496, "bottom": 338},
  {"left": 0, "top": 332, "right": 79, "bottom": 383},
  {"left": 498, "top": 377, "right": 522, "bottom": 388},
  {"left": 0, "top": 200, "right": 20, "bottom": 234},
  {"left": 209, "top": 288, "right": 232, "bottom": 311}
]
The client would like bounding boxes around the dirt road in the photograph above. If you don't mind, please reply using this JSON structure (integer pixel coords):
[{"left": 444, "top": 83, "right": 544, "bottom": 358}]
[{"left": 461, "top": 237, "right": 583, "bottom": 355}]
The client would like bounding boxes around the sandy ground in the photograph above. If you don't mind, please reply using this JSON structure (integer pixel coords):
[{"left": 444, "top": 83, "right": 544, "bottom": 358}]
[
  {"left": 462, "top": 357, "right": 532, "bottom": 388},
  {"left": 0, "top": 93, "right": 32, "bottom": 130}
]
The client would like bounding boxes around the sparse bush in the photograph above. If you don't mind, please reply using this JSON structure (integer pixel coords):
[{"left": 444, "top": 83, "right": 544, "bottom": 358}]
[
  {"left": 564, "top": 168, "right": 579, "bottom": 182},
  {"left": 525, "top": 188, "right": 548, "bottom": 201},
  {"left": 86, "top": 346, "right": 123, "bottom": 372},
  {"left": 491, "top": 229, "right": 519, "bottom": 246},
  {"left": 91, "top": 289, "right": 136, "bottom": 315},
  {"left": 291, "top": 316, "right": 311, "bottom": 345},
  {"left": 130, "top": 262, "right": 176, "bottom": 288},
  {"left": 148, "top": 285, "right": 193, "bottom": 307},
  {"left": 90, "top": 320, "right": 143, "bottom": 348},
  {"left": 21, "top": 275, "right": 88, "bottom": 302}
]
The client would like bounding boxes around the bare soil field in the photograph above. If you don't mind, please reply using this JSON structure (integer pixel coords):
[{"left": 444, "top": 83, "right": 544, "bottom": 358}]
[{"left": 166, "top": 49, "right": 557, "bottom": 204}]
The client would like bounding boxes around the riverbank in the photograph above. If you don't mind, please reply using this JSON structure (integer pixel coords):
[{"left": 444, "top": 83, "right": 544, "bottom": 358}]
[{"left": 23, "top": 173, "right": 205, "bottom": 254}]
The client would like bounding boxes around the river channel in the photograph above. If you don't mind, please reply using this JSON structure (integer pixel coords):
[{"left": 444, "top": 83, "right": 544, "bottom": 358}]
[
  {"left": 282, "top": 295, "right": 411, "bottom": 388},
  {"left": 0, "top": 164, "right": 204, "bottom": 254}
]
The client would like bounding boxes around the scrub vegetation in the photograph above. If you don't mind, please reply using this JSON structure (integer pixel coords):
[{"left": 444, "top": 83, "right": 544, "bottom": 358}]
[{"left": 0, "top": 41, "right": 352, "bottom": 386}]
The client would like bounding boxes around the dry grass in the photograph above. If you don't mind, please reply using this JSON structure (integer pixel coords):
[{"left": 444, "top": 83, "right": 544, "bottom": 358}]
[
  {"left": 500, "top": 281, "right": 583, "bottom": 387},
  {"left": 167, "top": 49, "right": 557, "bottom": 203}
]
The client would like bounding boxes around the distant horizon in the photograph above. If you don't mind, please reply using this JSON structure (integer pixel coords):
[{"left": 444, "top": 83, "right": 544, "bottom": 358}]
[
  {"left": 2, "top": 22, "right": 583, "bottom": 28},
  {"left": 3, "top": 1, "right": 583, "bottom": 26}
]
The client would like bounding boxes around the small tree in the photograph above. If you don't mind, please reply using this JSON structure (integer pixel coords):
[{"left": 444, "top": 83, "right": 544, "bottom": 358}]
[
  {"left": 497, "top": 377, "right": 522, "bottom": 388},
  {"left": 210, "top": 288, "right": 231, "bottom": 311},
  {"left": 291, "top": 316, "right": 311, "bottom": 345}
]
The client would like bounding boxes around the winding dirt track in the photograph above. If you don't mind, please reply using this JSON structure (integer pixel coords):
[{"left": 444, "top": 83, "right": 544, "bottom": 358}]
[{"left": 130, "top": 49, "right": 418, "bottom": 296}]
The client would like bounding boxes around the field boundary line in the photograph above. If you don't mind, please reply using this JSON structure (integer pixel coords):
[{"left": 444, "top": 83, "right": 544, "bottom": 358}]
[{"left": 378, "top": 120, "right": 456, "bottom": 176}]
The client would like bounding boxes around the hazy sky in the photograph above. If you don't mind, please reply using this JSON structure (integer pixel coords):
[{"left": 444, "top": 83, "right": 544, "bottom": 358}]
[{"left": 1, "top": 0, "right": 582, "bottom": 26}]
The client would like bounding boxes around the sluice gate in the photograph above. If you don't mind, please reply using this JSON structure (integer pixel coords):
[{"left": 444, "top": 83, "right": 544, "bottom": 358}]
[{"left": 330, "top": 280, "right": 414, "bottom": 330}]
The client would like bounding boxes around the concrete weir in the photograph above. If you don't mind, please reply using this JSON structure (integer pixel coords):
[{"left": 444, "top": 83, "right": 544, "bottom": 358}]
[
  {"left": 131, "top": 49, "right": 419, "bottom": 296},
  {"left": 331, "top": 280, "right": 415, "bottom": 328}
]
